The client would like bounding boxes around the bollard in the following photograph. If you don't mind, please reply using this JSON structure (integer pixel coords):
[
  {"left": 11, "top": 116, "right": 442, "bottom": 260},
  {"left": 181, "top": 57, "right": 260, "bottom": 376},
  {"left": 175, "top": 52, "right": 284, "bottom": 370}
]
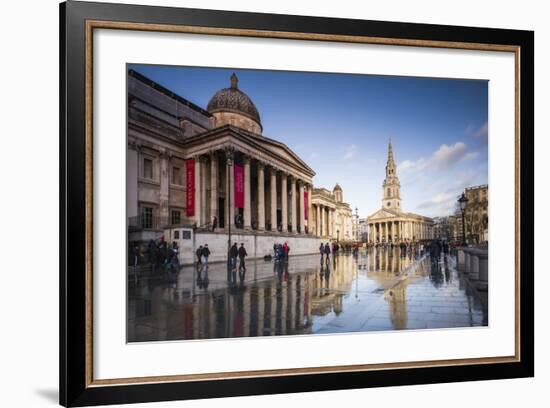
[
  {"left": 468, "top": 249, "right": 480, "bottom": 281},
  {"left": 457, "top": 248, "right": 466, "bottom": 271},
  {"left": 464, "top": 249, "right": 471, "bottom": 274},
  {"left": 477, "top": 250, "right": 489, "bottom": 285}
]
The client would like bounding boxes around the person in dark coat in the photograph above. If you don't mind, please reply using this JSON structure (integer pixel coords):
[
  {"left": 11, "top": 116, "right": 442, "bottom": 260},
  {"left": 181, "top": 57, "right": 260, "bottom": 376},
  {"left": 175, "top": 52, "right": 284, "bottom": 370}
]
[
  {"left": 238, "top": 243, "right": 248, "bottom": 271},
  {"left": 229, "top": 243, "right": 239, "bottom": 268},
  {"left": 202, "top": 244, "right": 210, "bottom": 267},
  {"left": 430, "top": 240, "right": 441, "bottom": 260},
  {"left": 324, "top": 243, "right": 331, "bottom": 263},
  {"left": 196, "top": 245, "right": 203, "bottom": 266},
  {"left": 319, "top": 243, "right": 325, "bottom": 263}
]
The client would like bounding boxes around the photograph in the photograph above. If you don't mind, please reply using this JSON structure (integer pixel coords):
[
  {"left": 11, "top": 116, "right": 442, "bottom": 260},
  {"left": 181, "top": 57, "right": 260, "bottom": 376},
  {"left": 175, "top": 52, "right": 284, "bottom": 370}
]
[{"left": 126, "top": 64, "right": 489, "bottom": 342}]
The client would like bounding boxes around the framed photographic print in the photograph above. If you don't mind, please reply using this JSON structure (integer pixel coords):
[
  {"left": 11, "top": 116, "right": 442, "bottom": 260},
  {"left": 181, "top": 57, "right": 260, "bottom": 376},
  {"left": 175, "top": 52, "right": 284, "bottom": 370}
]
[{"left": 60, "top": 0, "right": 534, "bottom": 406}]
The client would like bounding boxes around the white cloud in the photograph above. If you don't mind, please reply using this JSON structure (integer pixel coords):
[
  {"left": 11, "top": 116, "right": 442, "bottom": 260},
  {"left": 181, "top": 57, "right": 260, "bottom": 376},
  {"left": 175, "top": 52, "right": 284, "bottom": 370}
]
[
  {"left": 398, "top": 141, "right": 479, "bottom": 175},
  {"left": 473, "top": 121, "right": 488, "bottom": 138},
  {"left": 431, "top": 142, "right": 468, "bottom": 170},
  {"left": 343, "top": 144, "right": 357, "bottom": 160},
  {"left": 417, "top": 192, "right": 459, "bottom": 216}
]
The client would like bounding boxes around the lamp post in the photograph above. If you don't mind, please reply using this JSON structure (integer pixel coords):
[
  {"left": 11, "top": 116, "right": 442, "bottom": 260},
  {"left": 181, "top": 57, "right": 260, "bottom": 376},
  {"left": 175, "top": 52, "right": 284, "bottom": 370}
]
[
  {"left": 225, "top": 148, "right": 234, "bottom": 266},
  {"left": 458, "top": 193, "right": 468, "bottom": 246},
  {"left": 354, "top": 207, "right": 359, "bottom": 242}
]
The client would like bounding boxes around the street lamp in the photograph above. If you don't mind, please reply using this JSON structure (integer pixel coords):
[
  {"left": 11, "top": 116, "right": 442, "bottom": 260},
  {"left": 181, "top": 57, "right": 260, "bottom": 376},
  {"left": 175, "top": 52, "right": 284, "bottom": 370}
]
[
  {"left": 225, "top": 148, "right": 234, "bottom": 266},
  {"left": 458, "top": 193, "right": 469, "bottom": 246},
  {"left": 354, "top": 207, "right": 359, "bottom": 242}
]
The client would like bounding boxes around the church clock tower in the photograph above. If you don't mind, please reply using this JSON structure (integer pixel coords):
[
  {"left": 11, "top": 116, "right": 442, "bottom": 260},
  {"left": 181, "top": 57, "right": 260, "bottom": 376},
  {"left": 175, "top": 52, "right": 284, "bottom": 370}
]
[{"left": 382, "top": 140, "right": 402, "bottom": 211}]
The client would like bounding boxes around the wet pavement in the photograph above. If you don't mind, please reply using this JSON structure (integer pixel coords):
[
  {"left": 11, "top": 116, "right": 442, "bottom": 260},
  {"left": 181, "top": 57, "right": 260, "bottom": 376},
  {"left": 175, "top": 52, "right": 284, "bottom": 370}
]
[{"left": 128, "top": 248, "right": 488, "bottom": 342}]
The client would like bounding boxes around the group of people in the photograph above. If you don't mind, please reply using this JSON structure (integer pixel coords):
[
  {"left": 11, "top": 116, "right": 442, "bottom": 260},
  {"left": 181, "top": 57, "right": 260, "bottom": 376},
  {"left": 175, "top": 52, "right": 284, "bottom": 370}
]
[
  {"left": 229, "top": 242, "right": 248, "bottom": 270},
  {"left": 272, "top": 242, "right": 290, "bottom": 262},
  {"left": 319, "top": 242, "right": 332, "bottom": 264},
  {"left": 195, "top": 244, "right": 211, "bottom": 267},
  {"left": 129, "top": 237, "right": 180, "bottom": 274}
]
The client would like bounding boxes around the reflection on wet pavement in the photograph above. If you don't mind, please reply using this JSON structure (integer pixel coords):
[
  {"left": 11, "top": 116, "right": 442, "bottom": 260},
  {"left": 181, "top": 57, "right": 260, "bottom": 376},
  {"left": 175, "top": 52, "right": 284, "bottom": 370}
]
[{"left": 128, "top": 248, "right": 487, "bottom": 342}]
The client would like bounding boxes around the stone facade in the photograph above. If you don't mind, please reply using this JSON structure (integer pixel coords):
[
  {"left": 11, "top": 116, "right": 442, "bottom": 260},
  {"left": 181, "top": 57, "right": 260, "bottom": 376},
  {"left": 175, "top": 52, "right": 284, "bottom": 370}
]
[
  {"left": 463, "top": 184, "right": 489, "bottom": 244},
  {"left": 310, "top": 184, "right": 354, "bottom": 242},
  {"left": 366, "top": 141, "right": 433, "bottom": 243},
  {"left": 128, "top": 69, "right": 365, "bottom": 259}
]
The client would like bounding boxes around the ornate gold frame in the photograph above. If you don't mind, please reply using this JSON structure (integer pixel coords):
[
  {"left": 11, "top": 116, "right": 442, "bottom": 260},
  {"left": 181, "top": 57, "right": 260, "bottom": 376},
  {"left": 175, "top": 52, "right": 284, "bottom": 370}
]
[{"left": 84, "top": 20, "right": 521, "bottom": 388}]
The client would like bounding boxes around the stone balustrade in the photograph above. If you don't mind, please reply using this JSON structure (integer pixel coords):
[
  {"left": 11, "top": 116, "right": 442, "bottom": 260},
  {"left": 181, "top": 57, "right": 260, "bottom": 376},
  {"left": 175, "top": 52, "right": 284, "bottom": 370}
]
[{"left": 456, "top": 247, "right": 488, "bottom": 291}]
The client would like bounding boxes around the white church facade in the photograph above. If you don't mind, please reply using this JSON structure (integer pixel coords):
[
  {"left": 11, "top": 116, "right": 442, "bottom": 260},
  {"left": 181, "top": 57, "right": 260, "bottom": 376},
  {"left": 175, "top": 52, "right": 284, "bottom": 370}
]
[{"left": 366, "top": 141, "right": 433, "bottom": 243}]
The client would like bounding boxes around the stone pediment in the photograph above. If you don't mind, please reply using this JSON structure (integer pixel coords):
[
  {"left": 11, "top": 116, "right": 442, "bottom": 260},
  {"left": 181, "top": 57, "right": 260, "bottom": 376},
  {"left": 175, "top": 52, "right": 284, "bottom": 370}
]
[{"left": 367, "top": 209, "right": 400, "bottom": 220}]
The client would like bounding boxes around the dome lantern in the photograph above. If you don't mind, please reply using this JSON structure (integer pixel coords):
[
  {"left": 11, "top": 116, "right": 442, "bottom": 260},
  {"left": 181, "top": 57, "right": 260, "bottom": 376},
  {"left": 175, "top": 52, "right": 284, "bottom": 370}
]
[{"left": 207, "top": 73, "right": 262, "bottom": 134}]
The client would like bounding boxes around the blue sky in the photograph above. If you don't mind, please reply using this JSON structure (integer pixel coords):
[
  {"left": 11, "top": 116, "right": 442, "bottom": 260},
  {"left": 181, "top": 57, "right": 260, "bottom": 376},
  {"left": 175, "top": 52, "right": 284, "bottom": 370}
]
[{"left": 130, "top": 64, "right": 488, "bottom": 219}]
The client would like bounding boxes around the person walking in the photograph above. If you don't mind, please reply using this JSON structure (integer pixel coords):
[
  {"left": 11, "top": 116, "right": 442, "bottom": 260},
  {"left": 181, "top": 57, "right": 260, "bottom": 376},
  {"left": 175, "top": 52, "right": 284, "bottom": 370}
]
[
  {"left": 202, "top": 244, "right": 210, "bottom": 267},
  {"left": 238, "top": 243, "right": 248, "bottom": 271},
  {"left": 230, "top": 242, "right": 239, "bottom": 269},
  {"left": 324, "top": 242, "right": 331, "bottom": 264},
  {"left": 283, "top": 242, "right": 290, "bottom": 261},
  {"left": 196, "top": 245, "right": 203, "bottom": 266},
  {"left": 212, "top": 216, "right": 217, "bottom": 231},
  {"left": 319, "top": 242, "right": 325, "bottom": 263}
]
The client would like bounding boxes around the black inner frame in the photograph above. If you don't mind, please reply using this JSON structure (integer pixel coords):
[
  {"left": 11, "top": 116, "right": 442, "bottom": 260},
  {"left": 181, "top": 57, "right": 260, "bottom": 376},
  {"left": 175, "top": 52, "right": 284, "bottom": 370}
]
[{"left": 60, "top": 1, "right": 534, "bottom": 406}]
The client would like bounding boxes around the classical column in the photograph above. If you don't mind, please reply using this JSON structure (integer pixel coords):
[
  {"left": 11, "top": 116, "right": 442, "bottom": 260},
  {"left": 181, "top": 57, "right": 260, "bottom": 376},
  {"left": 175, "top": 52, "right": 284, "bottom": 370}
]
[
  {"left": 395, "top": 221, "right": 402, "bottom": 241},
  {"left": 321, "top": 205, "right": 328, "bottom": 237},
  {"left": 257, "top": 162, "right": 265, "bottom": 231},
  {"left": 299, "top": 181, "right": 305, "bottom": 235},
  {"left": 210, "top": 153, "right": 218, "bottom": 227},
  {"left": 159, "top": 151, "right": 169, "bottom": 225},
  {"left": 270, "top": 168, "right": 277, "bottom": 232},
  {"left": 200, "top": 157, "right": 207, "bottom": 226},
  {"left": 281, "top": 173, "right": 288, "bottom": 232},
  {"left": 316, "top": 204, "right": 321, "bottom": 237},
  {"left": 243, "top": 156, "right": 251, "bottom": 229},
  {"left": 290, "top": 177, "right": 297, "bottom": 233},
  {"left": 328, "top": 208, "right": 333, "bottom": 238},
  {"left": 228, "top": 157, "right": 235, "bottom": 229},
  {"left": 308, "top": 185, "right": 313, "bottom": 235},
  {"left": 194, "top": 157, "right": 201, "bottom": 226}
]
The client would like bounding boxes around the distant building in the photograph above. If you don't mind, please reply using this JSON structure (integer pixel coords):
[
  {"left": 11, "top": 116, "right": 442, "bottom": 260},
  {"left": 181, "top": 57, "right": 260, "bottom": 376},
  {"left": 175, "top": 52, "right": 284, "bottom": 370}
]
[
  {"left": 357, "top": 218, "right": 369, "bottom": 242},
  {"left": 310, "top": 183, "right": 354, "bottom": 242},
  {"left": 433, "top": 216, "right": 455, "bottom": 241},
  {"left": 366, "top": 141, "right": 433, "bottom": 243},
  {"left": 464, "top": 184, "right": 489, "bottom": 244}
]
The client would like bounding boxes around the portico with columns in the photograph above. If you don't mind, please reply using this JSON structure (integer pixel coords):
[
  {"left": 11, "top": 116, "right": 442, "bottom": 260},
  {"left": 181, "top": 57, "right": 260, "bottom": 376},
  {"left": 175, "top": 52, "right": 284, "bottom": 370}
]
[{"left": 183, "top": 133, "right": 316, "bottom": 236}]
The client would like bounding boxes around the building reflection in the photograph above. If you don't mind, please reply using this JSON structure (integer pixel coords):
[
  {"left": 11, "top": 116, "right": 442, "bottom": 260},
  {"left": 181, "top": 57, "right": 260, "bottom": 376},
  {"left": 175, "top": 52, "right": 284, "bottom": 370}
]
[{"left": 127, "top": 249, "right": 471, "bottom": 342}]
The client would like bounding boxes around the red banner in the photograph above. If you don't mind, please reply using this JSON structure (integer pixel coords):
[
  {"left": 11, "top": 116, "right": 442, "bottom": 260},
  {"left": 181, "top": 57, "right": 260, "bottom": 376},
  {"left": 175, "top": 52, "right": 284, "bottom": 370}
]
[
  {"left": 304, "top": 191, "right": 309, "bottom": 220},
  {"left": 234, "top": 164, "right": 244, "bottom": 209},
  {"left": 186, "top": 159, "right": 195, "bottom": 216}
]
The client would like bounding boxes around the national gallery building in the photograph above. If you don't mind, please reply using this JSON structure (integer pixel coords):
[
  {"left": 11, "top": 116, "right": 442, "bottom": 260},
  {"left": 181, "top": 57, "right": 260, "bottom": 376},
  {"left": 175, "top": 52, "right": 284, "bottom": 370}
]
[
  {"left": 127, "top": 69, "right": 354, "bottom": 262},
  {"left": 366, "top": 142, "right": 433, "bottom": 243}
]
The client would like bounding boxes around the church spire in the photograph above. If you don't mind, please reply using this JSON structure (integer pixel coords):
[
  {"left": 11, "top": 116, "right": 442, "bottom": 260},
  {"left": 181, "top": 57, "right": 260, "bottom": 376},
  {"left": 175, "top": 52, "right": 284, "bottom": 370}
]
[
  {"left": 382, "top": 138, "right": 401, "bottom": 211},
  {"left": 387, "top": 138, "right": 395, "bottom": 165}
]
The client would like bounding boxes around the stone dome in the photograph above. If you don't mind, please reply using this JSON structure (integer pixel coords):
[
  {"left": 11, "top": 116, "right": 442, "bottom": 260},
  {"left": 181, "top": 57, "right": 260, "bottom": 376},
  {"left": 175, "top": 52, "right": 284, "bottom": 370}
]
[
  {"left": 334, "top": 183, "right": 342, "bottom": 192},
  {"left": 207, "top": 73, "right": 262, "bottom": 130}
]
